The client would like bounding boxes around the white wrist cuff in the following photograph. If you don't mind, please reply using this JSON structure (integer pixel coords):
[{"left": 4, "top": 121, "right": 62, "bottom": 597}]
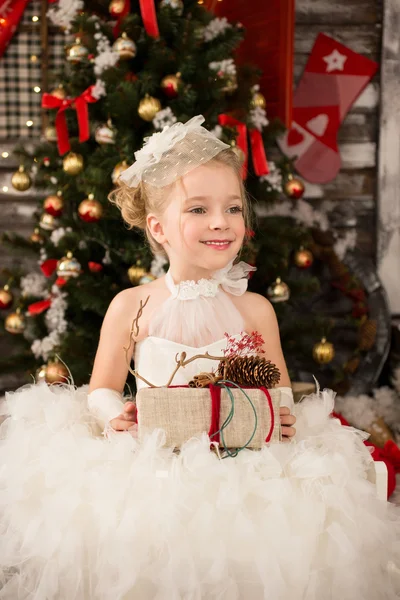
[
  {"left": 87, "top": 388, "right": 124, "bottom": 429},
  {"left": 277, "top": 387, "right": 294, "bottom": 411}
]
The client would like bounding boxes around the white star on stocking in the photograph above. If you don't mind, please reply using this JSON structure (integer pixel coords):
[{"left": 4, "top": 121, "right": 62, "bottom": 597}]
[{"left": 323, "top": 49, "right": 347, "bottom": 73}]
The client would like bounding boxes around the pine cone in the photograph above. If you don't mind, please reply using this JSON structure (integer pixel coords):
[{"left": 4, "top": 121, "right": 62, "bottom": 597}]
[
  {"left": 343, "top": 356, "right": 360, "bottom": 375},
  {"left": 358, "top": 319, "right": 377, "bottom": 351},
  {"left": 328, "top": 255, "right": 348, "bottom": 278},
  {"left": 218, "top": 355, "right": 280, "bottom": 388}
]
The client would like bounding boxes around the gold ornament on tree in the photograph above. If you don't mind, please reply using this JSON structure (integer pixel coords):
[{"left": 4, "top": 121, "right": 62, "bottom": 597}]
[
  {"left": 139, "top": 273, "right": 156, "bottom": 285},
  {"left": 0, "top": 285, "right": 13, "bottom": 310},
  {"left": 43, "top": 191, "right": 64, "bottom": 217},
  {"left": 230, "top": 140, "right": 246, "bottom": 164},
  {"left": 44, "top": 125, "right": 58, "bottom": 143},
  {"left": 112, "top": 160, "right": 129, "bottom": 185},
  {"left": 313, "top": 337, "right": 335, "bottom": 364},
  {"left": 109, "top": 0, "right": 126, "bottom": 16},
  {"left": 112, "top": 32, "right": 137, "bottom": 60},
  {"left": 39, "top": 213, "right": 57, "bottom": 231},
  {"left": 57, "top": 252, "right": 82, "bottom": 279},
  {"left": 44, "top": 359, "right": 70, "bottom": 384},
  {"left": 294, "top": 247, "right": 314, "bottom": 269},
  {"left": 138, "top": 94, "right": 162, "bottom": 121},
  {"left": 220, "top": 72, "right": 238, "bottom": 94},
  {"left": 250, "top": 91, "right": 266, "bottom": 110},
  {"left": 127, "top": 263, "right": 147, "bottom": 285},
  {"left": 284, "top": 174, "right": 305, "bottom": 200},
  {"left": 5, "top": 308, "right": 26, "bottom": 334},
  {"left": 63, "top": 152, "right": 84, "bottom": 175},
  {"left": 78, "top": 194, "right": 103, "bottom": 222},
  {"left": 267, "top": 278, "right": 290, "bottom": 303},
  {"left": 66, "top": 37, "right": 89, "bottom": 64},
  {"left": 50, "top": 85, "right": 66, "bottom": 99},
  {"left": 30, "top": 228, "right": 44, "bottom": 243},
  {"left": 11, "top": 166, "right": 31, "bottom": 191}
]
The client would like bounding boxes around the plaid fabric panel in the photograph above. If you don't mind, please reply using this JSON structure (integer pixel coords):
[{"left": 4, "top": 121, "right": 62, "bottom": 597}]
[{"left": 0, "top": 0, "right": 66, "bottom": 139}]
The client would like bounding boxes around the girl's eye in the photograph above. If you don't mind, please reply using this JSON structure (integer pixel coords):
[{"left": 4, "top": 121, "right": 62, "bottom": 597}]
[
  {"left": 228, "top": 206, "right": 243, "bottom": 214},
  {"left": 189, "top": 207, "right": 206, "bottom": 214}
]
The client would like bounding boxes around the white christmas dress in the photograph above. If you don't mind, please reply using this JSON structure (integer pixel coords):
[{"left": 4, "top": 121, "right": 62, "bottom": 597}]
[{"left": 1, "top": 263, "right": 400, "bottom": 600}]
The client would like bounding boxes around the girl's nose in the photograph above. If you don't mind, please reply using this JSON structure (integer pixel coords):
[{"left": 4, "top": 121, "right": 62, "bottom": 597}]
[{"left": 209, "top": 213, "right": 229, "bottom": 230}]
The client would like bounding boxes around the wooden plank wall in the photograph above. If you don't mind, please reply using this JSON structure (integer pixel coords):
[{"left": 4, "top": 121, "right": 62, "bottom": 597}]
[{"left": 0, "top": 0, "right": 384, "bottom": 391}]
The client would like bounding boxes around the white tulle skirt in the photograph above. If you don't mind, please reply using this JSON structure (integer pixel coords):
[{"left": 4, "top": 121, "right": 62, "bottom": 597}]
[{"left": 1, "top": 382, "right": 400, "bottom": 600}]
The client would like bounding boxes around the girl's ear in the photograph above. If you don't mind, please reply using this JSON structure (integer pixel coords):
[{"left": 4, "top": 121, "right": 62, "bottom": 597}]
[{"left": 147, "top": 214, "right": 167, "bottom": 244}]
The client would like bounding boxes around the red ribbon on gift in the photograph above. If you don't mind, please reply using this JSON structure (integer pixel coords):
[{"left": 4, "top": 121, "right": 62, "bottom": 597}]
[
  {"left": 218, "top": 114, "right": 269, "bottom": 179},
  {"left": 208, "top": 384, "right": 275, "bottom": 446},
  {"left": 40, "top": 259, "right": 58, "bottom": 278},
  {"left": 28, "top": 298, "right": 52, "bottom": 315},
  {"left": 42, "top": 85, "right": 98, "bottom": 155},
  {"left": 113, "top": 0, "right": 159, "bottom": 38}
]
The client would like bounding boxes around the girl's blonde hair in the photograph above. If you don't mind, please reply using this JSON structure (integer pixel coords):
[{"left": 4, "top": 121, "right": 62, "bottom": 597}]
[{"left": 108, "top": 148, "right": 251, "bottom": 257}]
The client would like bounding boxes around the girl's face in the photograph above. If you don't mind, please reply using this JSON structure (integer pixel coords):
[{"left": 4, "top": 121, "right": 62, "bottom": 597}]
[{"left": 147, "top": 163, "right": 246, "bottom": 277}]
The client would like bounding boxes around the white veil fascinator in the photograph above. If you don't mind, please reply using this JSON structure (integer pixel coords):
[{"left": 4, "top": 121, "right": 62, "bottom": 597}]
[{"left": 119, "top": 115, "right": 230, "bottom": 188}]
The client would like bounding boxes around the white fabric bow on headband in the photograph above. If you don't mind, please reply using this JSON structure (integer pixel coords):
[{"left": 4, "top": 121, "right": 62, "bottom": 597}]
[{"left": 119, "top": 114, "right": 229, "bottom": 188}]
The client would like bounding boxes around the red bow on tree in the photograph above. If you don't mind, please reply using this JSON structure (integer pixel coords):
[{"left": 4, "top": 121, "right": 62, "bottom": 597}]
[
  {"left": 218, "top": 114, "right": 269, "bottom": 180},
  {"left": 42, "top": 85, "right": 99, "bottom": 155}
]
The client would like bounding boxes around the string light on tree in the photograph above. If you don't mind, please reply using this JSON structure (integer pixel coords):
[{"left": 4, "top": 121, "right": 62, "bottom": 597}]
[
  {"left": 267, "top": 278, "right": 290, "bottom": 303},
  {"left": 78, "top": 194, "right": 103, "bottom": 222},
  {"left": 57, "top": 252, "right": 82, "bottom": 279},
  {"left": 5, "top": 308, "right": 26, "bottom": 334},
  {"left": 43, "top": 191, "right": 64, "bottom": 217},
  {"left": 138, "top": 94, "right": 162, "bottom": 121},
  {"left": 11, "top": 166, "right": 31, "bottom": 191},
  {"left": 313, "top": 337, "right": 335, "bottom": 364},
  {"left": 66, "top": 37, "right": 89, "bottom": 64},
  {"left": 63, "top": 152, "right": 84, "bottom": 175},
  {"left": 0, "top": 285, "right": 13, "bottom": 310},
  {"left": 284, "top": 174, "right": 305, "bottom": 200},
  {"left": 112, "top": 32, "right": 137, "bottom": 60},
  {"left": 294, "top": 247, "right": 314, "bottom": 269}
]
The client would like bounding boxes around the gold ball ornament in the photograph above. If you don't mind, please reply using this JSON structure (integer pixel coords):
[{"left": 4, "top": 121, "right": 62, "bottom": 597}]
[
  {"left": 284, "top": 175, "right": 305, "bottom": 200},
  {"left": 50, "top": 85, "right": 66, "bottom": 100},
  {"left": 66, "top": 37, "right": 89, "bottom": 64},
  {"left": 44, "top": 125, "right": 58, "bottom": 143},
  {"left": 78, "top": 194, "right": 103, "bottom": 222},
  {"left": 35, "top": 364, "right": 47, "bottom": 384},
  {"left": 127, "top": 263, "right": 147, "bottom": 285},
  {"left": 0, "top": 285, "right": 13, "bottom": 310},
  {"left": 45, "top": 360, "right": 70, "bottom": 385},
  {"left": 267, "top": 277, "right": 290, "bottom": 303},
  {"left": 63, "top": 152, "right": 84, "bottom": 175},
  {"left": 43, "top": 191, "right": 64, "bottom": 217},
  {"left": 161, "top": 73, "right": 181, "bottom": 98},
  {"left": 5, "top": 309, "right": 26, "bottom": 334},
  {"left": 11, "top": 166, "right": 31, "bottom": 191},
  {"left": 160, "top": 0, "right": 183, "bottom": 15},
  {"left": 250, "top": 91, "right": 267, "bottom": 110},
  {"left": 139, "top": 273, "right": 156, "bottom": 285},
  {"left": 30, "top": 228, "right": 44, "bottom": 243},
  {"left": 230, "top": 141, "right": 246, "bottom": 164},
  {"left": 112, "top": 33, "right": 137, "bottom": 60},
  {"left": 138, "top": 94, "right": 162, "bottom": 122},
  {"left": 57, "top": 252, "right": 82, "bottom": 279},
  {"left": 39, "top": 212, "right": 57, "bottom": 231},
  {"left": 112, "top": 160, "right": 129, "bottom": 185},
  {"left": 313, "top": 337, "right": 335, "bottom": 365},
  {"left": 220, "top": 72, "right": 238, "bottom": 94},
  {"left": 95, "top": 121, "right": 116, "bottom": 145},
  {"left": 294, "top": 247, "right": 314, "bottom": 269},
  {"left": 109, "top": 0, "right": 126, "bottom": 15}
]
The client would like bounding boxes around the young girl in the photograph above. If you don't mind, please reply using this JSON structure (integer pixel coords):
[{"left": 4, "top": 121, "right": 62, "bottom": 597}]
[{"left": 1, "top": 116, "right": 400, "bottom": 600}]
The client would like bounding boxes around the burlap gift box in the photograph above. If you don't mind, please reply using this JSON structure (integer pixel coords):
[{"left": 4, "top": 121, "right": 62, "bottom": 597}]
[{"left": 136, "top": 385, "right": 281, "bottom": 449}]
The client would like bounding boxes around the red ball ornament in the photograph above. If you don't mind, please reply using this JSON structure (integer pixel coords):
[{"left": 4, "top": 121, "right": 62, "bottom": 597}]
[
  {"left": 284, "top": 175, "right": 305, "bottom": 200},
  {"left": 88, "top": 261, "right": 103, "bottom": 273},
  {"left": 0, "top": 285, "right": 13, "bottom": 309},
  {"left": 43, "top": 192, "right": 64, "bottom": 217},
  {"left": 78, "top": 194, "right": 103, "bottom": 222},
  {"left": 160, "top": 73, "right": 181, "bottom": 98}
]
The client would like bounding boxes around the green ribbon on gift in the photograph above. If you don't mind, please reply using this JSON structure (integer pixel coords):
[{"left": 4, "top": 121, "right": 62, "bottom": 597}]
[{"left": 209, "top": 380, "right": 258, "bottom": 459}]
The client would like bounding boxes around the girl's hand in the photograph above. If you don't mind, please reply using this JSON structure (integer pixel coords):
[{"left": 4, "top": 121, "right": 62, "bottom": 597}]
[
  {"left": 280, "top": 406, "right": 296, "bottom": 442},
  {"left": 109, "top": 401, "right": 137, "bottom": 431}
]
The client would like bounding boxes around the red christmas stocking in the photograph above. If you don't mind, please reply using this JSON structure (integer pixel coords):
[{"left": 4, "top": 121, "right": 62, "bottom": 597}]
[{"left": 278, "top": 33, "right": 378, "bottom": 184}]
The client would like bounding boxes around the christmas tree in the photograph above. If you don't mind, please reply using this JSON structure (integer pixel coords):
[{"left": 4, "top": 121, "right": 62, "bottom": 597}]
[{"left": 0, "top": 0, "right": 378, "bottom": 394}]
